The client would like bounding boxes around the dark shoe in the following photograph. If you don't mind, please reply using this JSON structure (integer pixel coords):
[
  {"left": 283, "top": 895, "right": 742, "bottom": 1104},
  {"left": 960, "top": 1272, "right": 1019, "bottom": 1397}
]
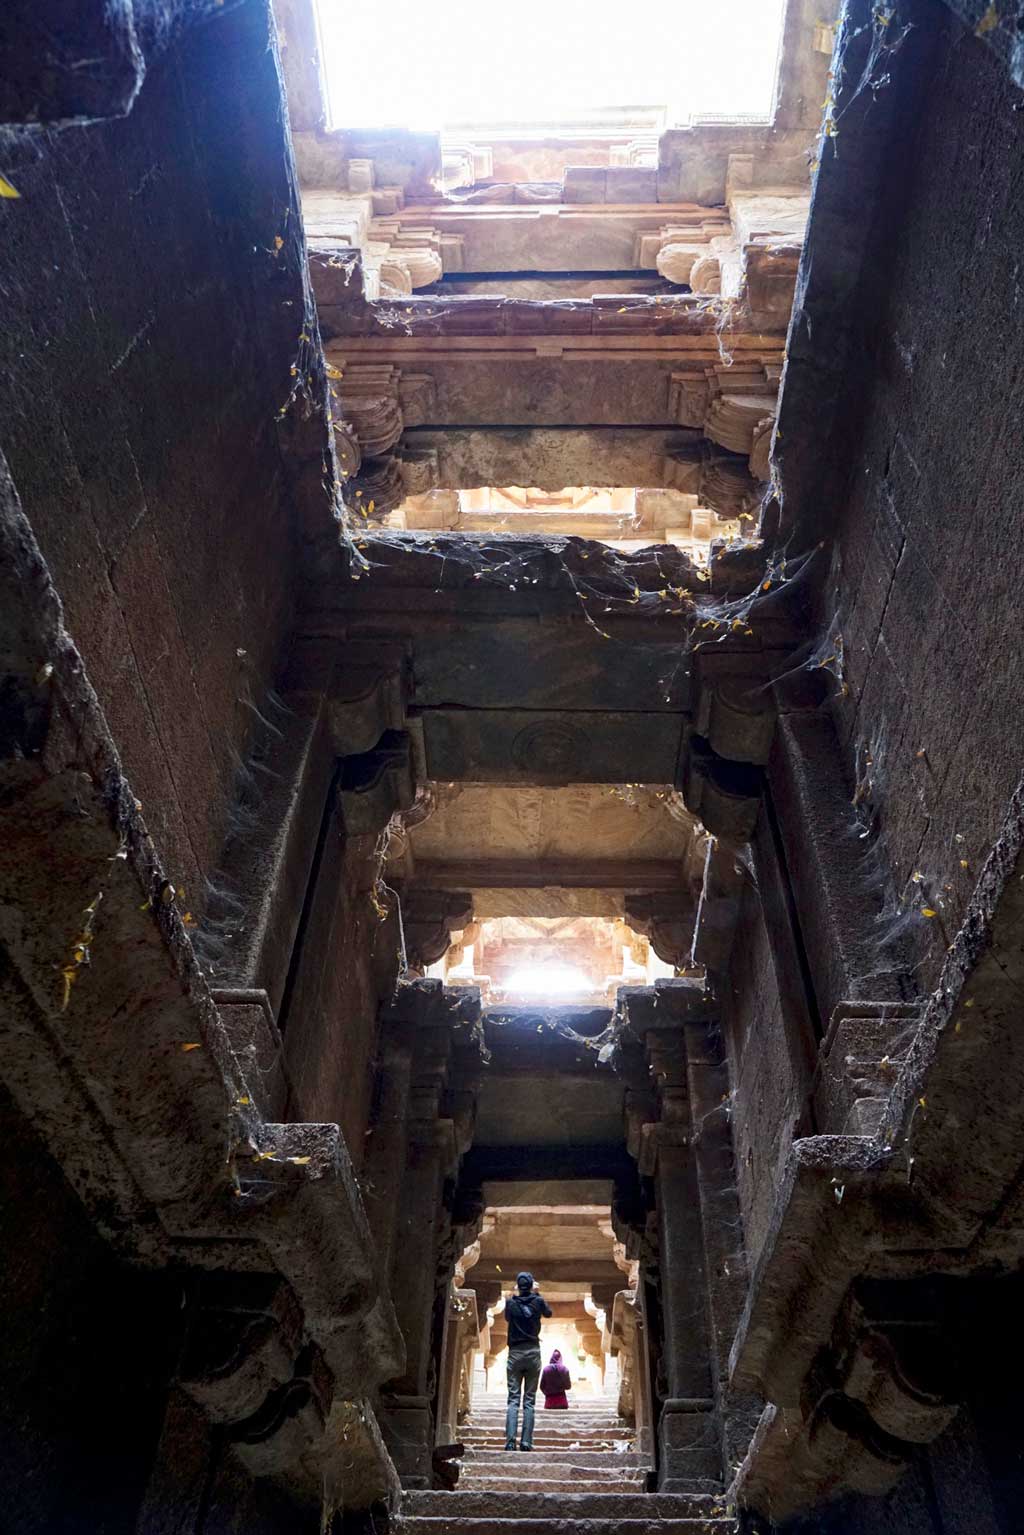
[
  {"left": 520, "top": 1444, "right": 534, "bottom": 1451},
  {"left": 504, "top": 1442, "right": 517, "bottom": 1451}
]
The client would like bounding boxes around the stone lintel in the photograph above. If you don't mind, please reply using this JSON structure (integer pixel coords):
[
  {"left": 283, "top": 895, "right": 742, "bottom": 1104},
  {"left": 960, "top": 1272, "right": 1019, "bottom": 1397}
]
[{"left": 617, "top": 979, "right": 713, "bottom": 1036}]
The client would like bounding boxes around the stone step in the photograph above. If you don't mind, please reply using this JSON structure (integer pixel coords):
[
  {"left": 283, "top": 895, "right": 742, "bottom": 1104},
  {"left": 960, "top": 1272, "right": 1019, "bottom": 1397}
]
[
  {"left": 456, "top": 1477, "right": 643, "bottom": 1494},
  {"left": 463, "top": 1430, "right": 632, "bottom": 1442},
  {"left": 465, "top": 1417, "right": 625, "bottom": 1428},
  {"left": 462, "top": 1449, "right": 646, "bottom": 1469},
  {"left": 463, "top": 1421, "right": 631, "bottom": 1433},
  {"left": 469, "top": 1408, "right": 624, "bottom": 1412},
  {"left": 467, "top": 1407, "right": 624, "bottom": 1417},
  {"left": 404, "top": 1492, "right": 721, "bottom": 1520},
  {"left": 469, "top": 1405, "right": 622, "bottom": 1415},
  {"left": 464, "top": 1427, "right": 629, "bottom": 1436},
  {"left": 459, "top": 1464, "right": 643, "bottom": 1481},
  {"left": 399, "top": 1515, "right": 730, "bottom": 1535}
]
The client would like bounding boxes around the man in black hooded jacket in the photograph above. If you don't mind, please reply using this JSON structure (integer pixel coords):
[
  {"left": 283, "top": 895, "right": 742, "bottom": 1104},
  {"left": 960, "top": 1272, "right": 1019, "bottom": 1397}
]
[{"left": 504, "top": 1270, "right": 552, "bottom": 1450}]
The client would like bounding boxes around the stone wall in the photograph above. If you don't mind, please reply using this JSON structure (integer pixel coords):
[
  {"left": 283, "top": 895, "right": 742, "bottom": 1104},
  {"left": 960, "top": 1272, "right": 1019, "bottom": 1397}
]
[
  {"left": 830, "top": 7, "right": 1024, "bottom": 995},
  {"left": 719, "top": 873, "right": 806, "bottom": 1273},
  {"left": 0, "top": 0, "right": 308, "bottom": 906},
  {"left": 0, "top": 2, "right": 411, "bottom": 1528},
  {"left": 0, "top": 1086, "right": 181, "bottom": 1533}
]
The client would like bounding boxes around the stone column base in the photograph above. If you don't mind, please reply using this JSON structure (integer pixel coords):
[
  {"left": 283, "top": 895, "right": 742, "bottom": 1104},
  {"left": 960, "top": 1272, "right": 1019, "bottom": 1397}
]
[
  {"left": 657, "top": 1398, "right": 722, "bottom": 1491},
  {"left": 379, "top": 1395, "right": 433, "bottom": 1487}
]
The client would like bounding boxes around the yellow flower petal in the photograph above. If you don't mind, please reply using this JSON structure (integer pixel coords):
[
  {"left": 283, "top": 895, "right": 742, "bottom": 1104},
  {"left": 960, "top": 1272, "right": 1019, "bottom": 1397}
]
[{"left": 976, "top": 4, "right": 999, "bottom": 36}]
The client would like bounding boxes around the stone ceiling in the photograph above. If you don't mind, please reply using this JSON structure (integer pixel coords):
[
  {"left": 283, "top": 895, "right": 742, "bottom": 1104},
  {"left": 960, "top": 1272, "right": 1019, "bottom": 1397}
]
[{"left": 388, "top": 781, "right": 706, "bottom": 919}]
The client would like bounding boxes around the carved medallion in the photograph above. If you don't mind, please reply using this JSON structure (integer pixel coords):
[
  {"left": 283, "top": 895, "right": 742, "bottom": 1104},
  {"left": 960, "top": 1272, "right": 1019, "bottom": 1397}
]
[{"left": 511, "top": 721, "right": 585, "bottom": 778}]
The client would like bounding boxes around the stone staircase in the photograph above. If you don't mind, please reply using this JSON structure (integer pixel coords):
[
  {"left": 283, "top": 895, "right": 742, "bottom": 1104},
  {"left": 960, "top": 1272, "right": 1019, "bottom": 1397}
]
[{"left": 399, "top": 1393, "right": 735, "bottom": 1534}]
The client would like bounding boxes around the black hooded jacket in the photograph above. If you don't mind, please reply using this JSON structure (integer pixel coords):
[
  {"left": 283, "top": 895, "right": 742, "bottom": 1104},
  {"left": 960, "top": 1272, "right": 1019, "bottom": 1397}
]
[{"left": 505, "top": 1290, "right": 552, "bottom": 1347}]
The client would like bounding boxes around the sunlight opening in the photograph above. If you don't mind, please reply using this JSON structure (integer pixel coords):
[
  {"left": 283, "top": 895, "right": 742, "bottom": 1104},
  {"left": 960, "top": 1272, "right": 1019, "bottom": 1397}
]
[
  {"left": 317, "top": 0, "right": 786, "bottom": 133},
  {"left": 503, "top": 962, "right": 593, "bottom": 998}
]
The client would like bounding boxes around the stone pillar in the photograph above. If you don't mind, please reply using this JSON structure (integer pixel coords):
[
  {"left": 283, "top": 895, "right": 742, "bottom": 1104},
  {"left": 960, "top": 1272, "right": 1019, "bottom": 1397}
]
[
  {"left": 360, "top": 1020, "right": 416, "bottom": 1273},
  {"left": 436, "top": 1287, "right": 479, "bottom": 1443},
  {"left": 618, "top": 983, "right": 724, "bottom": 1490},
  {"left": 381, "top": 1020, "right": 456, "bottom": 1485},
  {"left": 681, "top": 1014, "right": 763, "bottom": 1473},
  {"left": 649, "top": 1120, "right": 719, "bottom": 1489},
  {"left": 435, "top": 1286, "right": 463, "bottom": 1446},
  {"left": 632, "top": 1286, "right": 655, "bottom": 1461},
  {"left": 376, "top": 981, "right": 484, "bottom": 1486}
]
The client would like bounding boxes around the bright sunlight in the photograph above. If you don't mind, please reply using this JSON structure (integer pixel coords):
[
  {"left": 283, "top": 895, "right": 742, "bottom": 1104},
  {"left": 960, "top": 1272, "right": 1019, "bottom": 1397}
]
[
  {"left": 316, "top": 0, "right": 786, "bottom": 132},
  {"left": 503, "top": 963, "right": 593, "bottom": 998}
]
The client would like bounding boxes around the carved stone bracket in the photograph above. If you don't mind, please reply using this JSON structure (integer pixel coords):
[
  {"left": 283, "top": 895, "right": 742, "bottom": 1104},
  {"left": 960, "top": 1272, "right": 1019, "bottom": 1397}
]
[
  {"left": 735, "top": 1281, "right": 960, "bottom": 1522},
  {"left": 699, "top": 450, "right": 765, "bottom": 520},
  {"left": 368, "top": 219, "right": 463, "bottom": 293},
  {"left": 633, "top": 214, "right": 732, "bottom": 273},
  {"left": 440, "top": 141, "right": 494, "bottom": 190},
  {"left": 339, "top": 730, "right": 415, "bottom": 836},
  {"left": 402, "top": 887, "right": 473, "bottom": 969},
  {"left": 812, "top": 1001, "right": 924, "bottom": 1137},
  {"left": 334, "top": 364, "right": 405, "bottom": 457},
  {"left": 691, "top": 653, "right": 777, "bottom": 766},
  {"left": 669, "top": 358, "right": 781, "bottom": 485},
  {"left": 678, "top": 732, "right": 763, "bottom": 843},
  {"left": 348, "top": 453, "right": 406, "bottom": 517},
  {"left": 691, "top": 840, "right": 747, "bottom": 974},
  {"left": 326, "top": 646, "right": 409, "bottom": 757},
  {"left": 624, "top": 891, "right": 696, "bottom": 970},
  {"left": 329, "top": 365, "right": 437, "bottom": 506}
]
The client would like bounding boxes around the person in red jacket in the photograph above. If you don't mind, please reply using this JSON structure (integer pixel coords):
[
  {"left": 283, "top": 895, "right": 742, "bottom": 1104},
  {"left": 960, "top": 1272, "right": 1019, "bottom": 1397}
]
[{"left": 540, "top": 1348, "right": 572, "bottom": 1409}]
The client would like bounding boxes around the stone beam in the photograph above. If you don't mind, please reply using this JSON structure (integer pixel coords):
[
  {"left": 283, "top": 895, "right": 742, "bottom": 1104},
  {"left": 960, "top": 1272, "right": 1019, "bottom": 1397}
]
[
  {"left": 400, "top": 427, "right": 703, "bottom": 493},
  {"left": 468, "top": 1260, "right": 627, "bottom": 1286},
  {"left": 414, "top": 858, "right": 687, "bottom": 890},
  {"left": 381, "top": 202, "right": 730, "bottom": 272},
  {"left": 421, "top": 707, "right": 686, "bottom": 786},
  {"left": 459, "top": 1142, "right": 639, "bottom": 1187}
]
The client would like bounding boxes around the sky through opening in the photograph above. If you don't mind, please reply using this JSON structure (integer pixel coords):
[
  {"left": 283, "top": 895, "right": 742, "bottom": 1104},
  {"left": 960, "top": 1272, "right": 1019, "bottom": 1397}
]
[{"left": 316, "top": 0, "right": 786, "bottom": 133}]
